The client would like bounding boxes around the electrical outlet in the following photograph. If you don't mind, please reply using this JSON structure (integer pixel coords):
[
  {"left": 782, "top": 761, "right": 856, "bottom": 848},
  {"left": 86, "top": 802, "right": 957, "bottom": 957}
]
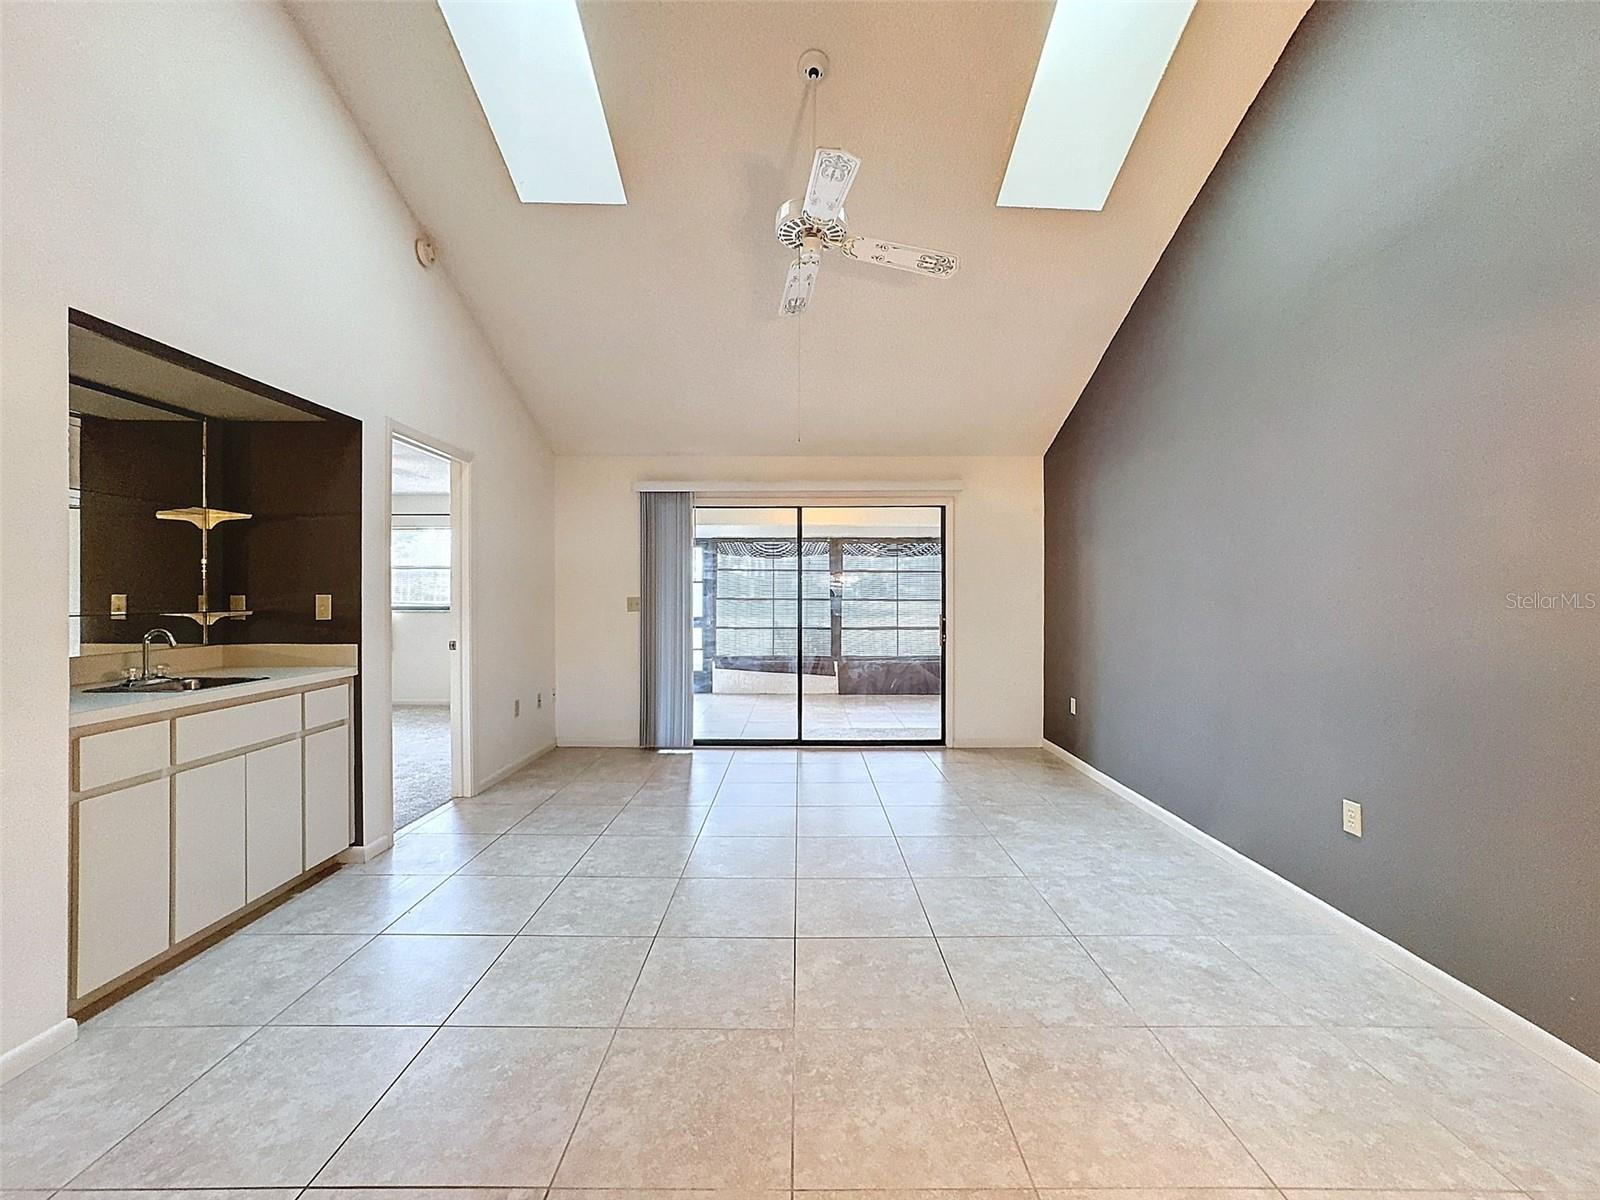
[
  {"left": 1069, "top": 696, "right": 1077, "bottom": 716},
  {"left": 110, "top": 593, "right": 127, "bottom": 620},
  {"left": 1341, "top": 798, "right": 1363, "bottom": 838},
  {"left": 626, "top": 596, "right": 641, "bottom": 613},
  {"left": 514, "top": 698, "right": 521, "bottom": 718},
  {"left": 537, "top": 693, "right": 543, "bottom": 709},
  {"left": 315, "top": 594, "right": 332, "bottom": 621},
  {"left": 229, "top": 594, "right": 247, "bottom": 612}
]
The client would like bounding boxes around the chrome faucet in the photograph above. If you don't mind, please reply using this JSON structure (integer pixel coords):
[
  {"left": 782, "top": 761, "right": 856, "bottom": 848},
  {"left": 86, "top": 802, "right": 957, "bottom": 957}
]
[{"left": 141, "top": 628, "right": 178, "bottom": 681}]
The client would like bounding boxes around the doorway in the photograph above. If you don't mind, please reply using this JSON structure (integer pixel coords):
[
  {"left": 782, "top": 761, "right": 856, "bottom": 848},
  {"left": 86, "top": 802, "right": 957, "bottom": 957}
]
[
  {"left": 691, "top": 504, "right": 945, "bottom": 745},
  {"left": 389, "top": 434, "right": 465, "bottom": 828}
]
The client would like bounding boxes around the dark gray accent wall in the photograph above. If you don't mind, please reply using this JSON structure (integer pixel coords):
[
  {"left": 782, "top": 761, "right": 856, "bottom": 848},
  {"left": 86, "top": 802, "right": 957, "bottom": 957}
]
[{"left": 1043, "top": 1, "right": 1599, "bottom": 1056}]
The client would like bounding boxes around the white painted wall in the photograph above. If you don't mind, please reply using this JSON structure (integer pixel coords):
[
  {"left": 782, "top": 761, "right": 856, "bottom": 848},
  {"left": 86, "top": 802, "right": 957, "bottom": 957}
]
[
  {"left": 555, "top": 456, "right": 1043, "bottom": 748},
  {"left": 0, "top": 2, "right": 556, "bottom": 1061},
  {"left": 392, "top": 611, "right": 453, "bottom": 704}
]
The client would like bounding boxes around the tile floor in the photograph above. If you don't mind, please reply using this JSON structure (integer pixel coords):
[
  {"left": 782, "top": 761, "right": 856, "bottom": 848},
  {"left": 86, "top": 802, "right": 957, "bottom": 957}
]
[
  {"left": 694, "top": 691, "right": 942, "bottom": 740},
  {"left": 5, "top": 747, "right": 1598, "bottom": 1196}
]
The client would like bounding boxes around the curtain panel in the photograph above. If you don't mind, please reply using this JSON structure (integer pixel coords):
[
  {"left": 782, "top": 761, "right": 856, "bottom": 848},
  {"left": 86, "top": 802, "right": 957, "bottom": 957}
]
[{"left": 638, "top": 490, "right": 695, "bottom": 748}]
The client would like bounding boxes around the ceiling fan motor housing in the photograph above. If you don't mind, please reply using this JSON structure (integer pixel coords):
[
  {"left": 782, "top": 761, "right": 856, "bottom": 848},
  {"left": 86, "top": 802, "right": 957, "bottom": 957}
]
[{"left": 775, "top": 199, "right": 847, "bottom": 250}]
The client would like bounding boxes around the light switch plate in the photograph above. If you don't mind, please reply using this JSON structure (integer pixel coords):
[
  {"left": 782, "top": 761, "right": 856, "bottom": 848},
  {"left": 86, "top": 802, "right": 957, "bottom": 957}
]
[
  {"left": 626, "top": 596, "right": 641, "bottom": 613},
  {"left": 229, "top": 594, "right": 247, "bottom": 612},
  {"left": 1341, "top": 798, "right": 1363, "bottom": 838},
  {"left": 110, "top": 593, "right": 127, "bottom": 619},
  {"left": 315, "top": 594, "right": 333, "bottom": 621}
]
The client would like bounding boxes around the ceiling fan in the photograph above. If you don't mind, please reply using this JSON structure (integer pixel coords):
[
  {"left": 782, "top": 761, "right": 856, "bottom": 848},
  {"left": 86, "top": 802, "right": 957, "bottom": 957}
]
[{"left": 775, "top": 148, "right": 961, "bottom": 316}]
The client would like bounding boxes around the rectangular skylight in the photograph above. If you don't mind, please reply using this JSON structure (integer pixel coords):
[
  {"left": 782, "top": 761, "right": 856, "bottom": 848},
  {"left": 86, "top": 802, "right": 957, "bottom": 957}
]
[
  {"left": 439, "top": 0, "right": 625, "bottom": 205},
  {"left": 998, "top": 0, "right": 1195, "bottom": 211}
]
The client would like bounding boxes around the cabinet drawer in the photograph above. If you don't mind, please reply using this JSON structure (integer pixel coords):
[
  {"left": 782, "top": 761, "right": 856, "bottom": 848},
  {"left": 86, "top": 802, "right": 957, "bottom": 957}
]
[
  {"left": 76, "top": 721, "right": 169, "bottom": 792},
  {"left": 173, "top": 756, "right": 246, "bottom": 941},
  {"left": 303, "top": 683, "right": 349, "bottom": 729},
  {"left": 75, "top": 777, "right": 171, "bottom": 996},
  {"left": 174, "top": 695, "right": 299, "bottom": 764}
]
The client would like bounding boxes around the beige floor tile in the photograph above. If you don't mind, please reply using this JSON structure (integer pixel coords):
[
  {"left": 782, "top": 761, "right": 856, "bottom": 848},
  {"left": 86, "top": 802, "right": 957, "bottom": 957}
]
[
  {"left": 359, "top": 834, "right": 496, "bottom": 875},
  {"left": 796, "top": 836, "right": 908, "bottom": 878},
  {"left": 795, "top": 782, "right": 882, "bottom": 806},
  {"left": 603, "top": 805, "right": 710, "bottom": 835},
  {"left": 796, "top": 759, "right": 872, "bottom": 783},
  {"left": 1036, "top": 1192, "right": 1278, "bottom": 1200},
  {"left": 874, "top": 782, "right": 965, "bottom": 806},
  {"left": 0, "top": 1025, "right": 253, "bottom": 1189},
  {"left": 1081, "top": 935, "right": 1315, "bottom": 1026},
  {"left": 722, "top": 765, "right": 800, "bottom": 786},
  {"left": 1341, "top": 1025, "right": 1600, "bottom": 1190},
  {"left": 243, "top": 872, "right": 446, "bottom": 935},
  {"left": 457, "top": 835, "right": 597, "bottom": 876},
  {"left": 73, "top": 1026, "right": 428, "bottom": 1188},
  {"left": 273, "top": 934, "right": 507, "bottom": 1026},
  {"left": 683, "top": 836, "right": 796, "bottom": 878},
  {"left": 570, "top": 835, "right": 695, "bottom": 877},
  {"left": 507, "top": 806, "right": 622, "bottom": 835},
  {"left": 702, "top": 806, "right": 797, "bottom": 837},
  {"left": 793, "top": 1028, "right": 1029, "bottom": 1188},
  {"left": 51, "top": 1190, "right": 301, "bottom": 1200},
  {"left": 522, "top": 877, "right": 678, "bottom": 935},
  {"left": 91, "top": 934, "right": 367, "bottom": 1026},
  {"left": 1157, "top": 1026, "right": 1513, "bottom": 1188},
  {"left": 1269, "top": 1193, "right": 1525, "bottom": 1200},
  {"left": 884, "top": 805, "right": 990, "bottom": 835},
  {"left": 796, "top": 807, "right": 893, "bottom": 836},
  {"left": 1030, "top": 871, "right": 1208, "bottom": 935},
  {"left": 796, "top": 938, "right": 964, "bottom": 1029},
  {"left": 449, "top": 936, "right": 651, "bottom": 1026},
  {"left": 409, "top": 803, "right": 539, "bottom": 836},
  {"left": 979, "top": 1026, "right": 1268, "bottom": 1187},
  {"left": 659, "top": 876, "right": 796, "bottom": 936},
  {"left": 913, "top": 877, "right": 1067, "bottom": 935},
  {"left": 385, "top": 875, "right": 562, "bottom": 934},
  {"left": 897, "top": 835, "right": 1021, "bottom": 877},
  {"left": 317, "top": 1027, "right": 610, "bottom": 1186},
  {"left": 938, "top": 936, "right": 1138, "bottom": 1027},
  {"left": 623, "top": 937, "right": 794, "bottom": 1029},
  {"left": 796, "top": 878, "right": 931, "bottom": 937},
  {"left": 315, "top": 1189, "right": 545, "bottom": 1200},
  {"left": 554, "top": 1029, "right": 793, "bottom": 1188},
  {"left": 1222, "top": 935, "right": 1479, "bottom": 1027}
]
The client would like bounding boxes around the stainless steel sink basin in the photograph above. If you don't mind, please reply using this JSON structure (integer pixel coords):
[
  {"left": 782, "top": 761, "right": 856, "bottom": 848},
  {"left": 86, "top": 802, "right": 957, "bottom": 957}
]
[{"left": 85, "top": 675, "right": 266, "bottom": 694}]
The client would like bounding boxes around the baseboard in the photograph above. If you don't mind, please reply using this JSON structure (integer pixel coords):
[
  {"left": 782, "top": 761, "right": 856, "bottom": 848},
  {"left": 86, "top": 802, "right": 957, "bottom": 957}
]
[
  {"left": 1, "top": 1018, "right": 77, "bottom": 1083},
  {"left": 472, "top": 739, "right": 556, "bottom": 793},
  {"left": 1041, "top": 739, "right": 1600, "bottom": 1093},
  {"left": 337, "top": 833, "right": 393, "bottom": 864}
]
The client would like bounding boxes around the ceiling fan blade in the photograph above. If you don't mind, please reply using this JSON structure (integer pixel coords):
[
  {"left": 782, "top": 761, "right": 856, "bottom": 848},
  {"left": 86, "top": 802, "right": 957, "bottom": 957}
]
[
  {"left": 779, "top": 248, "right": 822, "bottom": 316},
  {"left": 841, "top": 235, "right": 959, "bottom": 278},
  {"left": 802, "top": 148, "right": 860, "bottom": 223}
]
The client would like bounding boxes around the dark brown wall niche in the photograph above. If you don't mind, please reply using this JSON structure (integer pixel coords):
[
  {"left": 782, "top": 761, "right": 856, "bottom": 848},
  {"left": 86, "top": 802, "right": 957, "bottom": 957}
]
[{"left": 211, "top": 422, "right": 362, "bottom": 646}]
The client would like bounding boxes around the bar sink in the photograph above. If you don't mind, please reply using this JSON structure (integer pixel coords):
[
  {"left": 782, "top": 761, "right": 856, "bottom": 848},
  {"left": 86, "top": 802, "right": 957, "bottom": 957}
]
[{"left": 85, "top": 675, "right": 265, "bottom": 694}]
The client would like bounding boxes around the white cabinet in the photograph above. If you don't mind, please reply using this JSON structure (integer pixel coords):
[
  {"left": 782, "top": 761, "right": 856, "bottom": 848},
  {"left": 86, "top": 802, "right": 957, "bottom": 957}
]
[
  {"left": 71, "top": 672, "right": 356, "bottom": 1005},
  {"left": 304, "top": 724, "right": 352, "bottom": 866},
  {"left": 246, "top": 738, "right": 304, "bottom": 901},
  {"left": 173, "top": 756, "right": 246, "bottom": 941},
  {"left": 75, "top": 778, "right": 171, "bottom": 995}
]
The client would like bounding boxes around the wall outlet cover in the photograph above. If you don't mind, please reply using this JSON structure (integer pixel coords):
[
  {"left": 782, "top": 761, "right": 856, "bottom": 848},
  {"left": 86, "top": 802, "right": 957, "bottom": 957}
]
[
  {"left": 626, "top": 596, "right": 641, "bottom": 612},
  {"left": 110, "top": 593, "right": 127, "bottom": 619},
  {"left": 1342, "top": 798, "right": 1363, "bottom": 838},
  {"left": 315, "top": 594, "right": 332, "bottom": 620}
]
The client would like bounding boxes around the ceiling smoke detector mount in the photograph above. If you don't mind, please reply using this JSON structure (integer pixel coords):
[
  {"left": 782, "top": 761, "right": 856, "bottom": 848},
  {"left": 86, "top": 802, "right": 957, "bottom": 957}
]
[{"left": 797, "top": 49, "right": 829, "bottom": 83}]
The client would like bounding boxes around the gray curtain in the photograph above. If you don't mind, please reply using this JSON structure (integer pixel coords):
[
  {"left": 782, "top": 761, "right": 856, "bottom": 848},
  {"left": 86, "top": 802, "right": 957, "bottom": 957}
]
[{"left": 639, "top": 491, "right": 695, "bottom": 748}]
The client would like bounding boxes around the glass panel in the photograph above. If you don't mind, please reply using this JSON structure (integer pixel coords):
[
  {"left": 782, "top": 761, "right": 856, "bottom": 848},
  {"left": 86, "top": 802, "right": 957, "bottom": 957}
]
[
  {"left": 693, "top": 506, "right": 799, "bottom": 741},
  {"left": 800, "top": 506, "right": 943, "bottom": 743}
]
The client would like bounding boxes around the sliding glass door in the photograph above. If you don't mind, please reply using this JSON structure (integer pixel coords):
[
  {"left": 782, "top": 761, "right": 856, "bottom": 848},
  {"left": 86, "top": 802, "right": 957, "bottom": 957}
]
[{"left": 692, "top": 504, "right": 944, "bottom": 745}]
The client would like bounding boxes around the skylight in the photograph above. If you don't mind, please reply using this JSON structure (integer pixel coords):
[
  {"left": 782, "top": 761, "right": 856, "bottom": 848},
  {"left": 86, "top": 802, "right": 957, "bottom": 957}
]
[
  {"left": 439, "top": 0, "right": 625, "bottom": 205},
  {"left": 998, "top": 0, "right": 1195, "bottom": 212}
]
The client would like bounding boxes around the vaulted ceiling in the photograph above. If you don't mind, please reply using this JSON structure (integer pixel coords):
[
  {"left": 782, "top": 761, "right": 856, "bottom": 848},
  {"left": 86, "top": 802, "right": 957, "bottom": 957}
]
[{"left": 289, "top": 1, "right": 1307, "bottom": 456}]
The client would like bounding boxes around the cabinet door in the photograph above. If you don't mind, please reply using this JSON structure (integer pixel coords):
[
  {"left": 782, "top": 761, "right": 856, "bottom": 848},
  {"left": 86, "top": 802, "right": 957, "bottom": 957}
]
[
  {"left": 75, "top": 777, "right": 171, "bottom": 997},
  {"left": 246, "top": 739, "right": 303, "bottom": 902},
  {"left": 304, "top": 724, "right": 351, "bottom": 866},
  {"left": 173, "top": 756, "right": 246, "bottom": 941}
]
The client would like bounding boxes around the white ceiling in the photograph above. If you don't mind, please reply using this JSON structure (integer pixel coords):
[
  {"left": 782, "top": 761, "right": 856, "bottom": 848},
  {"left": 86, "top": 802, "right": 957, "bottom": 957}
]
[{"left": 290, "top": 1, "right": 1307, "bottom": 457}]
